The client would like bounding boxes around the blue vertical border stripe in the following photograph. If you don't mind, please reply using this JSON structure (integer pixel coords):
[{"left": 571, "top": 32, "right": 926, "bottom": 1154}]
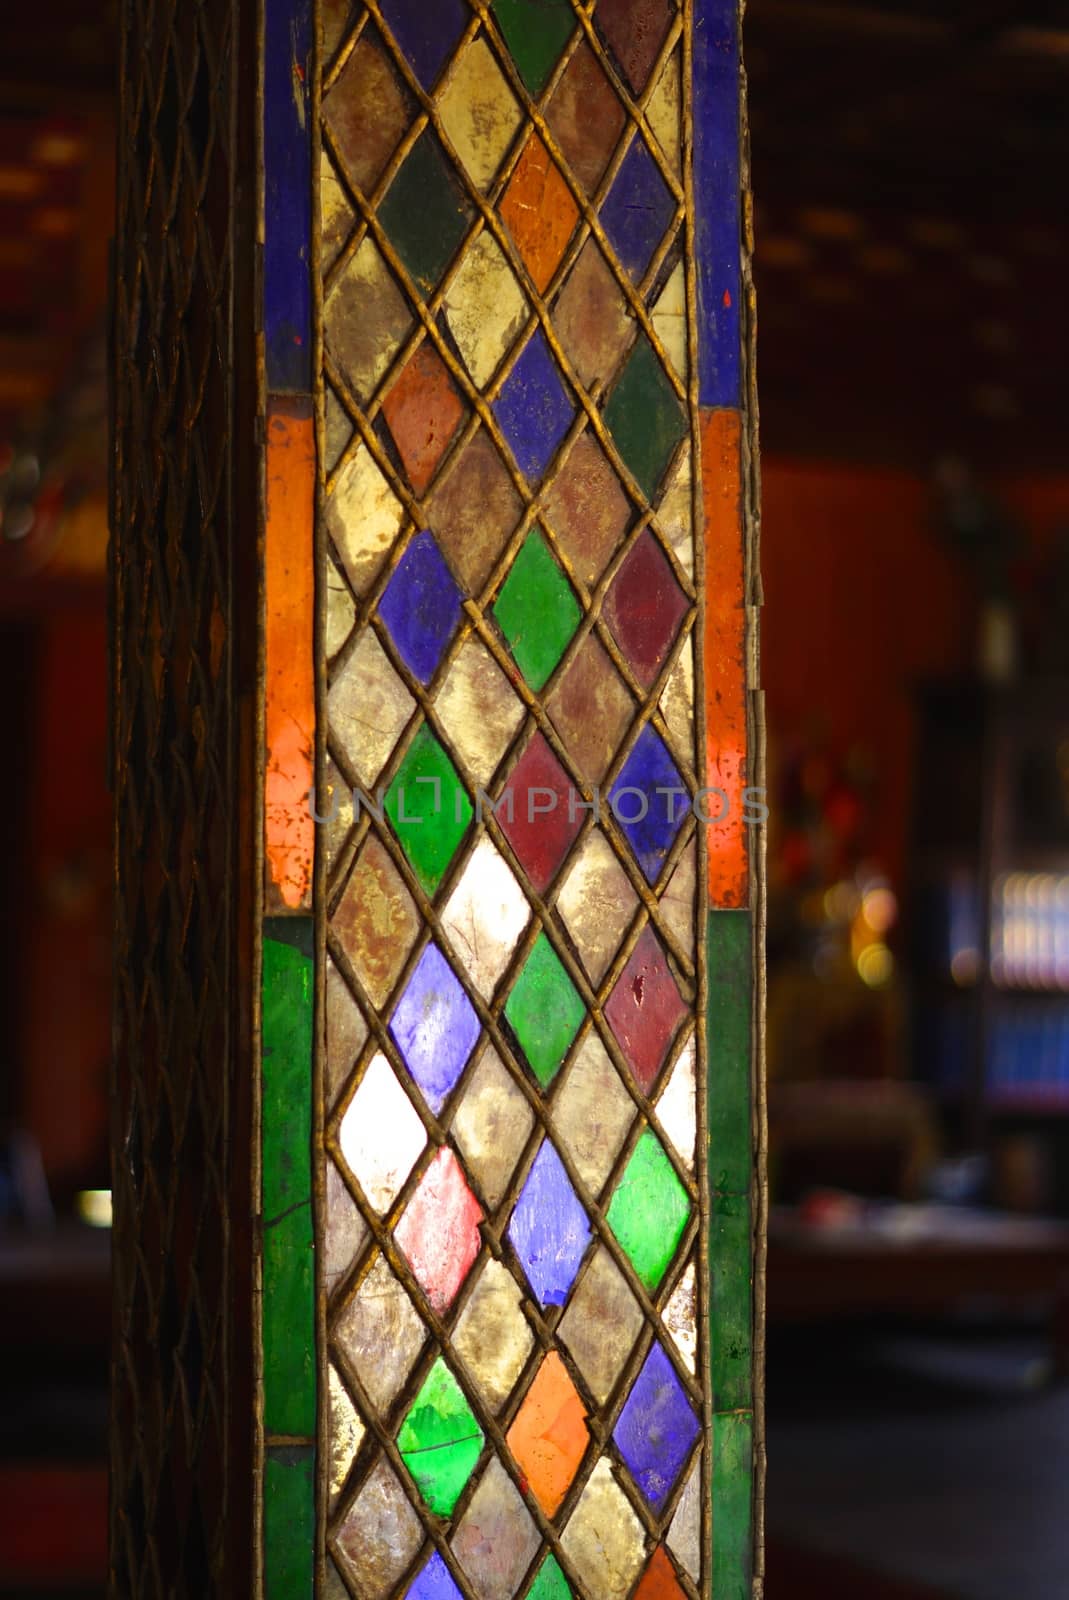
[
  {"left": 265, "top": 0, "right": 313, "bottom": 390},
  {"left": 694, "top": 0, "right": 742, "bottom": 407}
]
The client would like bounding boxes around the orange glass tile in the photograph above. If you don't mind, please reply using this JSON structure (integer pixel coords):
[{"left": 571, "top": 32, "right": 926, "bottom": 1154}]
[
  {"left": 700, "top": 405, "right": 747, "bottom": 909},
  {"left": 633, "top": 1545, "right": 689, "bottom": 1600},
  {"left": 265, "top": 398, "right": 315, "bottom": 910},
  {"left": 505, "top": 1351, "right": 588, "bottom": 1516},
  {"left": 499, "top": 132, "right": 579, "bottom": 296},
  {"left": 380, "top": 342, "right": 467, "bottom": 497}
]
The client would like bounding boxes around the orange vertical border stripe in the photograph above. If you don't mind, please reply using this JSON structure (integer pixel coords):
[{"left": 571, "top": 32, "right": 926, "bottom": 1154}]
[
  {"left": 265, "top": 396, "right": 315, "bottom": 911},
  {"left": 701, "top": 405, "right": 748, "bottom": 908}
]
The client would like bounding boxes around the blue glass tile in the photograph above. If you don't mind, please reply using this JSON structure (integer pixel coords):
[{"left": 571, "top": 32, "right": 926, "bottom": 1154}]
[
  {"left": 600, "top": 135, "right": 676, "bottom": 284},
  {"left": 264, "top": 0, "right": 312, "bottom": 389},
  {"left": 379, "top": 0, "right": 468, "bottom": 91},
  {"left": 390, "top": 942, "right": 481, "bottom": 1114},
  {"left": 508, "top": 1139, "right": 591, "bottom": 1307},
  {"left": 609, "top": 725, "right": 687, "bottom": 885},
  {"left": 378, "top": 530, "right": 463, "bottom": 685},
  {"left": 493, "top": 330, "right": 575, "bottom": 484},
  {"left": 613, "top": 1341, "right": 700, "bottom": 1511},
  {"left": 407, "top": 1552, "right": 465, "bottom": 1600},
  {"left": 694, "top": 0, "right": 740, "bottom": 406}
]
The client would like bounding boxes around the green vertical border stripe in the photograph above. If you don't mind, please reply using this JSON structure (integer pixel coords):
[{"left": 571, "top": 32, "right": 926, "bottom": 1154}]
[
  {"left": 712, "top": 1410, "right": 753, "bottom": 1599},
  {"left": 706, "top": 909, "right": 752, "bottom": 1197},
  {"left": 265, "top": 1446, "right": 315, "bottom": 1600},
  {"left": 711, "top": 1190, "right": 752, "bottom": 1410},
  {"left": 263, "top": 919, "right": 315, "bottom": 1438}
]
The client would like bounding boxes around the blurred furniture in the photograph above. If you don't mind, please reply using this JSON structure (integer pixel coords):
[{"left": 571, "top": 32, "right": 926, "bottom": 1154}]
[{"left": 769, "top": 1080, "right": 938, "bottom": 1202}]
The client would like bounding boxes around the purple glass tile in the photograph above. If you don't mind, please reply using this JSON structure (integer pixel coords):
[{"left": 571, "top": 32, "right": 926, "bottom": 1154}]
[
  {"left": 613, "top": 1341, "right": 699, "bottom": 1511},
  {"left": 378, "top": 530, "right": 463, "bottom": 685},
  {"left": 508, "top": 1139, "right": 591, "bottom": 1307},
  {"left": 264, "top": 0, "right": 312, "bottom": 388},
  {"left": 379, "top": 0, "right": 468, "bottom": 91},
  {"left": 493, "top": 330, "right": 575, "bottom": 484},
  {"left": 609, "top": 725, "right": 687, "bottom": 885},
  {"left": 390, "top": 942, "right": 481, "bottom": 1114},
  {"left": 694, "top": 0, "right": 741, "bottom": 406},
  {"left": 599, "top": 136, "right": 676, "bottom": 284},
  {"left": 407, "top": 1552, "right": 464, "bottom": 1600}
]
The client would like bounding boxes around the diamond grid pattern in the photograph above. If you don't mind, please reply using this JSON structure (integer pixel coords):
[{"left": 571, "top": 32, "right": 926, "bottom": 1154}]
[{"left": 320, "top": 5, "right": 706, "bottom": 1597}]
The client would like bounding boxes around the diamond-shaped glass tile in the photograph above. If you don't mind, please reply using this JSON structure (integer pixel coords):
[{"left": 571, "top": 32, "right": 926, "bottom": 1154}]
[
  {"left": 556, "top": 831, "right": 638, "bottom": 987},
  {"left": 558, "top": 1244, "right": 644, "bottom": 1407},
  {"left": 491, "top": 0, "right": 577, "bottom": 96},
  {"left": 322, "top": 150, "right": 356, "bottom": 275},
  {"left": 322, "top": 754, "right": 355, "bottom": 881},
  {"left": 658, "top": 634, "right": 694, "bottom": 767},
  {"left": 662, "top": 1260, "right": 697, "bottom": 1375},
  {"left": 506, "top": 1351, "right": 588, "bottom": 1516},
  {"left": 504, "top": 932, "right": 585, "bottom": 1089},
  {"left": 334, "top": 1253, "right": 427, "bottom": 1415},
  {"left": 441, "top": 834, "right": 530, "bottom": 999},
  {"left": 656, "top": 1035, "right": 696, "bottom": 1171},
  {"left": 547, "top": 633, "right": 633, "bottom": 785},
  {"left": 326, "top": 553, "right": 356, "bottom": 657},
  {"left": 500, "top": 132, "right": 580, "bottom": 296},
  {"left": 607, "top": 1128, "right": 691, "bottom": 1292},
  {"left": 326, "top": 237, "right": 414, "bottom": 405},
  {"left": 444, "top": 231, "right": 529, "bottom": 390},
  {"left": 453, "top": 1256, "right": 534, "bottom": 1413},
  {"left": 492, "top": 527, "right": 580, "bottom": 692},
  {"left": 660, "top": 836, "right": 696, "bottom": 958},
  {"left": 334, "top": 1456, "right": 423, "bottom": 1598},
  {"left": 385, "top": 723, "right": 473, "bottom": 896},
  {"left": 438, "top": 36, "right": 524, "bottom": 193},
  {"left": 544, "top": 431, "right": 631, "bottom": 586},
  {"left": 326, "top": 441, "right": 406, "bottom": 598},
  {"left": 324, "top": 383, "right": 354, "bottom": 473},
  {"left": 555, "top": 1031, "right": 636, "bottom": 1195},
  {"left": 546, "top": 37, "right": 626, "bottom": 195},
  {"left": 609, "top": 724, "right": 688, "bottom": 885},
  {"left": 493, "top": 329, "right": 575, "bottom": 483},
  {"left": 647, "top": 48, "right": 682, "bottom": 175},
  {"left": 604, "top": 925, "right": 687, "bottom": 1094},
  {"left": 327, "top": 954, "right": 368, "bottom": 1100},
  {"left": 604, "top": 333, "right": 688, "bottom": 502},
  {"left": 634, "top": 1547, "right": 688, "bottom": 1600},
  {"left": 390, "top": 941, "right": 481, "bottom": 1114},
  {"left": 508, "top": 1138, "right": 591, "bottom": 1306},
  {"left": 332, "top": 833, "right": 421, "bottom": 1010},
  {"left": 398, "top": 1356, "right": 484, "bottom": 1515},
  {"left": 395, "top": 1147, "right": 484, "bottom": 1313},
  {"left": 613, "top": 1341, "right": 699, "bottom": 1511},
  {"left": 328, "top": 1363, "right": 365, "bottom": 1509},
  {"left": 528, "top": 1554, "right": 572, "bottom": 1600},
  {"left": 604, "top": 529, "right": 688, "bottom": 690},
  {"left": 667, "top": 1455, "right": 701, "bottom": 1581},
  {"left": 600, "top": 135, "right": 676, "bottom": 284},
  {"left": 338, "top": 1052, "right": 427, "bottom": 1211},
  {"left": 378, "top": 530, "right": 463, "bottom": 684},
  {"left": 452, "top": 1457, "right": 541, "bottom": 1600},
  {"left": 434, "top": 638, "right": 526, "bottom": 788},
  {"left": 497, "top": 731, "right": 584, "bottom": 894},
  {"left": 381, "top": 344, "right": 468, "bottom": 497},
  {"left": 552, "top": 238, "right": 635, "bottom": 393},
  {"left": 651, "top": 261, "right": 687, "bottom": 380},
  {"left": 407, "top": 1551, "right": 465, "bottom": 1600},
  {"left": 330, "top": 628, "right": 415, "bottom": 786},
  {"left": 379, "top": 129, "right": 475, "bottom": 297},
  {"left": 323, "top": 32, "right": 413, "bottom": 196},
  {"left": 326, "top": 1156, "right": 368, "bottom": 1296},
  {"left": 380, "top": 0, "right": 468, "bottom": 92},
  {"left": 560, "top": 1459, "right": 645, "bottom": 1600},
  {"left": 452, "top": 1046, "right": 534, "bottom": 1211},
  {"left": 595, "top": 0, "right": 674, "bottom": 97},
  {"left": 427, "top": 428, "right": 523, "bottom": 593}
]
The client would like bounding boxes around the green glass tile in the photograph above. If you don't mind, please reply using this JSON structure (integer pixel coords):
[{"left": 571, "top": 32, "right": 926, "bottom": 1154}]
[
  {"left": 711, "top": 1191, "right": 752, "bottom": 1412},
  {"left": 528, "top": 1553, "right": 572, "bottom": 1599},
  {"left": 492, "top": 527, "right": 581, "bottom": 692},
  {"left": 712, "top": 1410, "right": 753, "bottom": 1600},
  {"left": 264, "top": 1446, "right": 315, "bottom": 1600},
  {"left": 262, "top": 929, "right": 314, "bottom": 1438},
  {"left": 504, "top": 932, "right": 585, "bottom": 1088},
  {"left": 606, "top": 1128, "right": 691, "bottom": 1293},
  {"left": 398, "top": 1356, "right": 484, "bottom": 1515},
  {"left": 604, "top": 336, "right": 687, "bottom": 503},
  {"left": 385, "top": 722, "right": 473, "bottom": 896},
  {"left": 492, "top": 0, "right": 576, "bottom": 96},
  {"left": 378, "top": 130, "right": 474, "bottom": 297},
  {"left": 706, "top": 909, "right": 751, "bottom": 1196}
]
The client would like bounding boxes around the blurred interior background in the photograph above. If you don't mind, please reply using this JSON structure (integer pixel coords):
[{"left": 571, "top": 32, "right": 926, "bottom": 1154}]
[{"left": 2, "top": 2, "right": 1069, "bottom": 1597}]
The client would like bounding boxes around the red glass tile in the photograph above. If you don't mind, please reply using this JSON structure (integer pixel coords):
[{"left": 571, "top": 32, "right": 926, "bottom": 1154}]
[
  {"left": 595, "top": 0, "right": 674, "bottom": 98},
  {"left": 603, "top": 528, "right": 688, "bottom": 689},
  {"left": 604, "top": 926, "right": 687, "bottom": 1094},
  {"left": 381, "top": 341, "right": 468, "bottom": 497},
  {"left": 394, "top": 1146, "right": 484, "bottom": 1313},
  {"left": 496, "top": 732, "right": 583, "bottom": 895}
]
